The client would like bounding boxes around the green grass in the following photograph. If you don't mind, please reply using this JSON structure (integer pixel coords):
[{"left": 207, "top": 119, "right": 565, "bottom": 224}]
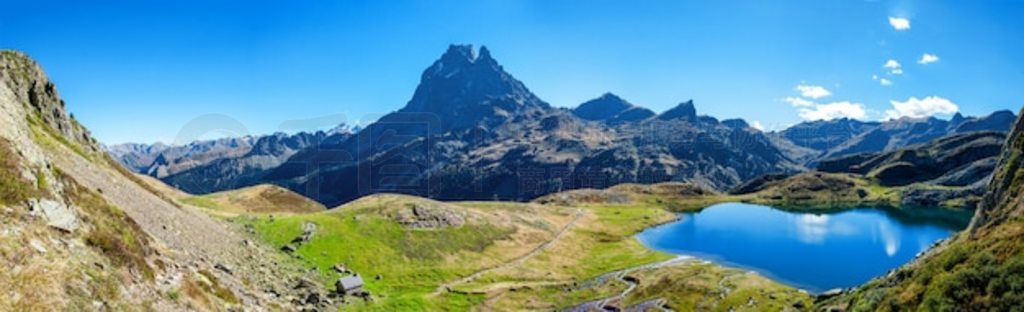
[
  {"left": 181, "top": 196, "right": 226, "bottom": 211},
  {"left": 567, "top": 204, "right": 675, "bottom": 278},
  {"left": 624, "top": 262, "right": 811, "bottom": 311},
  {"left": 236, "top": 208, "right": 515, "bottom": 309}
]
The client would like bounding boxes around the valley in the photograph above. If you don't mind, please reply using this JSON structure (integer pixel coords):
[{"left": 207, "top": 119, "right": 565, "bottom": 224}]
[{"left": 3, "top": 41, "right": 1023, "bottom": 311}]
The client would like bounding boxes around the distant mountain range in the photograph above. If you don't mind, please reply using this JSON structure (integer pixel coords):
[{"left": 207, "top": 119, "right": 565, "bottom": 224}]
[
  {"left": 107, "top": 129, "right": 351, "bottom": 194},
  {"left": 772, "top": 110, "right": 1015, "bottom": 164},
  {"left": 107, "top": 45, "right": 1016, "bottom": 207}
]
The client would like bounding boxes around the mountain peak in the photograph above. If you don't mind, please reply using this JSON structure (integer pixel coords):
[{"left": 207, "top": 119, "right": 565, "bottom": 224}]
[
  {"left": 572, "top": 92, "right": 655, "bottom": 123},
  {"left": 440, "top": 44, "right": 476, "bottom": 64},
  {"left": 398, "top": 44, "right": 549, "bottom": 130},
  {"left": 658, "top": 99, "right": 697, "bottom": 121},
  {"left": 951, "top": 112, "right": 966, "bottom": 124}
]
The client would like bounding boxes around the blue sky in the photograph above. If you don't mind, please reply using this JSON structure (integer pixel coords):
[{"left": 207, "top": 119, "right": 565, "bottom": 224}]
[{"left": 2, "top": 0, "right": 1022, "bottom": 144}]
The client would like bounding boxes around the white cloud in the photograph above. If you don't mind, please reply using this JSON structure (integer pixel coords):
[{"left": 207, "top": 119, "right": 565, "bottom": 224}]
[
  {"left": 783, "top": 96, "right": 814, "bottom": 107},
  {"left": 918, "top": 53, "right": 940, "bottom": 65},
  {"left": 884, "top": 59, "right": 903, "bottom": 75},
  {"left": 795, "top": 84, "right": 832, "bottom": 99},
  {"left": 879, "top": 78, "right": 892, "bottom": 86},
  {"left": 889, "top": 17, "right": 911, "bottom": 31},
  {"left": 798, "top": 101, "right": 868, "bottom": 121},
  {"left": 885, "top": 96, "right": 959, "bottom": 119},
  {"left": 750, "top": 121, "right": 765, "bottom": 131}
]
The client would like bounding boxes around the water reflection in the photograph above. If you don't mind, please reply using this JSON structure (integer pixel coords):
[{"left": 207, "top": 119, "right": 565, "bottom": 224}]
[
  {"left": 794, "top": 214, "right": 830, "bottom": 244},
  {"left": 637, "top": 202, "right": 972, "bottom": 292}
]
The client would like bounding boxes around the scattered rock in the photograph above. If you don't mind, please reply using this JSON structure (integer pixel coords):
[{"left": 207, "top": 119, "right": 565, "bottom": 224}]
[
  {"left": 281, "top": 244, "right": 297, "bottom": 253},
  {"left": 305, "top": 291, "right": 321, "bottom": 305},
  {"left": 215, "top": 263, "right": 233, "bottom": 275},
  {"left": 29, "top": 239, "right": 47, "bottom": 253},
  {"left": 332, "top": 264, "right": 348, "bottom": 274},
  {"left": 294, "top": 278, "right": 316, "bottom": 290},
  {"left": 816, "top": 288, "right": 846, "bottom": 302}
]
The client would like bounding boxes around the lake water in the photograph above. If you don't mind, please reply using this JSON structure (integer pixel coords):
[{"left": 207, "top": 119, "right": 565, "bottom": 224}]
[{"left": 636, "top": 202, "right": 973, "bottom": 293}]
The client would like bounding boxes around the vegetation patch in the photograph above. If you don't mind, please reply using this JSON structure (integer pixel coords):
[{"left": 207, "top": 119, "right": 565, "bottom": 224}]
[
  {"left": 0, "top": 137, "right": 39, "bottom": 205},
  {"left": 624, "top": 262, "right": 811, "bottom": 311},
  {"left": 236, "top": 199, "right": 521, "bottom": 309},
  {"left": 182, "top": 184, "right": 324, "bottom": 216},
  {"left": 197, "top": 269, "right": 240, "bottom": 304}
]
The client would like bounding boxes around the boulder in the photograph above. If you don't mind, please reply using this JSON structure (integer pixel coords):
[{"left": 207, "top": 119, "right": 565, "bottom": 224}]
[{"left": 31, "top": 199, "right": 79, "bottom": 232}]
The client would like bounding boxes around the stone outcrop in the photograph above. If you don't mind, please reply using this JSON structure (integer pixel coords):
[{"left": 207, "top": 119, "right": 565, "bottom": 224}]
[{"left": 393, "top": 203, "right": 465, "bottom": 228}]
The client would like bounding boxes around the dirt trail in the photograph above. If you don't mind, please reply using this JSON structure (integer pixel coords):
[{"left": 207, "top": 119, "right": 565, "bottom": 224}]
[
  {"left": 434, "top": 208, "right": 584, "bottom": 295},
  {"left": 565, "top": 256, "right": 693, "bottom": 312}
]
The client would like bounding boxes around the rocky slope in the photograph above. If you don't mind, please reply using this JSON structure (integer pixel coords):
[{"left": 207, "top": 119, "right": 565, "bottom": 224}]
[
  {"left": 820, "top": 109, "right": 1024, "bottom": 311},
  {"left": 264, "top": 45, "right": 799, "bottom": 207},
  {"left": 1, "top": 50, "right": 329, "bottom": 311}
]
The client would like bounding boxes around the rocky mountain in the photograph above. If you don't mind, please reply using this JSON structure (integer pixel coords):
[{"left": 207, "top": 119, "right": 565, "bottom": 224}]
[
  {"left": 817, "top": 131, "right": 1005, "bottom": 187},
  {"left": 161, "top": 131, "right": 341, "bottom": 194},
  {"left": 265, "top": 45, "right": 799, "bottom": 207},
  {"left": 108, "top": 130, "right": 345, "bottom": 194},
  {"left": 0, "top": 50, "right": 320, "bottom": 310},
  {"left": 773, "top": 110, "right": 1016, "bottom": 164},
  {"left": 115, "top": 136, "right": 257, "bottom": 178},
  {"left": 777, "top": 118, "right": 880, "bottom": 152},
  {"left": 823, "top": 110, "right": 1024, "bottom": 311},
  {"left": 572, "top": 93, "right": 656, "bottom": 124},
  {"left": 105, "top": 142, "right": 169, "bottom": 172}
]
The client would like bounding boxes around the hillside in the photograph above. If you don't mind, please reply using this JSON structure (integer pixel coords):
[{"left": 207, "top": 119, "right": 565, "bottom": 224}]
[
  {"left": 817, "top": 131, "right": 1004, "bottom": 187},
  {"left": 0, "top": 50, "right": 329, "bottom": 310},
  {"left": 181, "top": 184, "right": 326, "bottom": 216},
  {"left": 235, "top": 193, "right": 811, "bottom": 310},
  {"left": 819, "top": 110, "right": 1024, "bottom": 311}
]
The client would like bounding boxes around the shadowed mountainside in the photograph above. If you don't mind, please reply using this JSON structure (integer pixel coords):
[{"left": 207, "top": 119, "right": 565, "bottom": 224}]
[{"left": 263, "top": 45, "right": 799, "bottom": 207}]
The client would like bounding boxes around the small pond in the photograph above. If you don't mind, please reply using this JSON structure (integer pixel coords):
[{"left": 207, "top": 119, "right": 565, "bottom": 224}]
[{"left": 636, "top": 202, "right": 973, "bottom": 293}]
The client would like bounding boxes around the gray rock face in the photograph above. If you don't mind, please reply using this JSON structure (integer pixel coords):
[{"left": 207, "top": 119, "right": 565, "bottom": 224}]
[
  {"left": 31, "top": 198, "right": 79, "bottom": 232},
  {"left": 1, "top": 51, "right": 99, "bottom": 154}
]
